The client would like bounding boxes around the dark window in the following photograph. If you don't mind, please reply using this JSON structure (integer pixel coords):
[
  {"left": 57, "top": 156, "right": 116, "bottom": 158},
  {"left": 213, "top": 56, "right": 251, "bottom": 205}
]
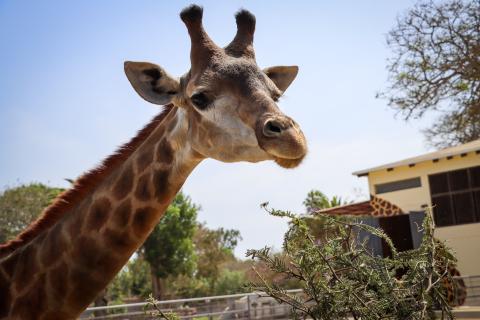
[
  {"left": 379, "top": 215, "right": 414, "bottom": 257},
  {"left": 474, "top": 191, "right": 480, "bottom": 221},
  {"left": 452, "top": 192, "right": 475, "bottom": 224},
  {"left": 429, "top": 173, "right": 449, "bottom": 194},
  {"left": 375, "top": 177, "right": 421, "bottom": 194},
  {"left": 471, "top": 166, "right": 480, "bottom": 188},
  {"left": 429, "top": 165, "right": 480, "bottom": 227},
  {"left": 432, "top": 195, "right": 455, "bottom": 227},
  {"left": 450, "top": 169, "right": 469, "bottom": 191}
]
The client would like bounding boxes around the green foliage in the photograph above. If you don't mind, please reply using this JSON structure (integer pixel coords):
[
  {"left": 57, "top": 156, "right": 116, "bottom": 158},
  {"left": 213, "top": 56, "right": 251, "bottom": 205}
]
[
  {"left": 143, "top": 192, "right": 199, "bottom": 280},
  {"left": 165, "top": 273, "right": 211, "bottom": 298},
  {"left": 303, "top": 190, "right": 347, "bottom": 214},
  {"left": 165, "top": 224, "right": 243, "bottom": 298},
  {"left": 0, "top": 183, "right": 63, "bottom": 243},
  {"left": 195, "top": 224, "right": 242, "bottom": 283},
  {"left": 379, "top": 0, "right": 480, "bottom": 148},
  {"left": 213, "top": 269, "right": 247, "bottom": 295},
  {"left": 246, "top": 252, "right": 301, "bottom": 290},
  {"left": 198, "top": 226, "right": 241, "bottom": 294},
  {"left": 108, "top": 257, "right": 152, "bottom": 302},
  {"left": 247, "top": 206, "right": 455, "bottom": 320},
  {"left": 140, "top": 192, "right": 242, "bottom": 299},
  {"left": 302, "top": 190, "right": 349, "bottom": 243}
]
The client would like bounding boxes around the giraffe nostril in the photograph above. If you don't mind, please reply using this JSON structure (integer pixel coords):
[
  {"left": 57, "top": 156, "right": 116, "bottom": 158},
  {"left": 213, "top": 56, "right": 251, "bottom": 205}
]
[{"left": 263, "top": 120, "right": 283, "bottom": 137}]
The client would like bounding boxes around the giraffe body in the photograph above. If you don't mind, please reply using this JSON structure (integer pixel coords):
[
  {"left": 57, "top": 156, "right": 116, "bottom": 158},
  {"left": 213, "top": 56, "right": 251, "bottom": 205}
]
[{"left": 0, "top": 5, "right": 307, "bottom": 319}]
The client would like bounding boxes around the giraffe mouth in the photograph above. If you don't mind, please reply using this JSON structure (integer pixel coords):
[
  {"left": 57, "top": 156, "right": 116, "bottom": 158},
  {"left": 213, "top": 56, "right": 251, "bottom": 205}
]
[{"left": 272, "top": 154, "right": 306, "bottom": 169}]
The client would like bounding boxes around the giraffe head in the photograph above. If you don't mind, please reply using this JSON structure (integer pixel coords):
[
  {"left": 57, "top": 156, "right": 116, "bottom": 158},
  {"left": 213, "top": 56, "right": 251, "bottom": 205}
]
[{"left": 124, "top": 5, "right": 307, "bottom": 168}]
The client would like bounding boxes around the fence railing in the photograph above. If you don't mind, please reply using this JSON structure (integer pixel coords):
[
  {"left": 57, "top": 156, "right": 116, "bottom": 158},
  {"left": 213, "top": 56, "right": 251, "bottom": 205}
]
[
  {"left": 81, "top": 276, "right": 480, "bottom": 319},
  {"left": 80, "top": 289, "right": 302, "bottom": 319},
  {"left": 459, "top": 275, "right": 480, "bottom": 306}
]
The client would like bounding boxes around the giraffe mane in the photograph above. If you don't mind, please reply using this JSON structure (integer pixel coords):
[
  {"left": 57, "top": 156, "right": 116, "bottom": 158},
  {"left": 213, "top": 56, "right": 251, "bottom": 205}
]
[{"left": 0, "top": 105, "right": 175, "bottom": 258}]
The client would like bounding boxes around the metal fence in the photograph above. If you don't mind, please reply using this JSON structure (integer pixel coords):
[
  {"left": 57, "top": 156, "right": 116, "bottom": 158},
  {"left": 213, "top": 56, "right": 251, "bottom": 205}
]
[
  {"left": 81, "top": 276, "right": 480, "bottom": 319},
  {"left": 80, "top": 289, "right": 302, "bottom": 320},
  {"left": 460, "top": 275, "right": 480, "bottom": 306}
]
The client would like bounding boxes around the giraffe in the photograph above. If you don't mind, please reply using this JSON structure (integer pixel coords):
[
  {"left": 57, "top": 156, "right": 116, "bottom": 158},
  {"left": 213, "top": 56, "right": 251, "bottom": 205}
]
[
  {"left": 369, "top": 195, "right": 403, "bottom": 217},
  {"left": 0, "top": 5, "right": 307, "bottom": 319}
]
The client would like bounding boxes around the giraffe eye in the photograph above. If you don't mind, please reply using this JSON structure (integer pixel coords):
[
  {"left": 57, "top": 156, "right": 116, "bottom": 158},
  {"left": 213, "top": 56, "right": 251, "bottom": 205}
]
[{"left": 190, "top": 92, "right": 211, "bottom": 110}]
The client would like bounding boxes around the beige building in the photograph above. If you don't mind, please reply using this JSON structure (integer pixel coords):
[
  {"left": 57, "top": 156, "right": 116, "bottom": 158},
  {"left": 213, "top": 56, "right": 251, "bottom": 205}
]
[{"left": 353, "top": 140, "right": 480, "bottom": 276}]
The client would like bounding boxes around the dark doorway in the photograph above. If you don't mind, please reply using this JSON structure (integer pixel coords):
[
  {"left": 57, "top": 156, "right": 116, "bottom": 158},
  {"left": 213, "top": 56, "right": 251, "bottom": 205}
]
[{"left": 379, "top": 214, "right": 414, "bottom": 257}]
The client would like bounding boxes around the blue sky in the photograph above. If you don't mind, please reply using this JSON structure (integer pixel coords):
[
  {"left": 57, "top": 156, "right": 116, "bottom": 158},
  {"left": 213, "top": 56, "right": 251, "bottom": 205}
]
[{"left": 0, "top": 1, "right": 435, "bottom": 256}]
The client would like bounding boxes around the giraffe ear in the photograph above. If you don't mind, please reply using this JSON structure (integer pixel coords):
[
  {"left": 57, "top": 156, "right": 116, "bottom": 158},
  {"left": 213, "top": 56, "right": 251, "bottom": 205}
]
[
  {"left": 263, "top": 66, "right": 299, "bottom": 93},
  {"left": 124, "top": 61, "right": 180, "bottom": 105}
]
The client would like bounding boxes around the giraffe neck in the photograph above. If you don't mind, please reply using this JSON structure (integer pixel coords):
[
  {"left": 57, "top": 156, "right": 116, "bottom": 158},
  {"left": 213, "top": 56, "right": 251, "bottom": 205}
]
[{"left": 0, "top": 107, "right": 204, "bottom": 319}]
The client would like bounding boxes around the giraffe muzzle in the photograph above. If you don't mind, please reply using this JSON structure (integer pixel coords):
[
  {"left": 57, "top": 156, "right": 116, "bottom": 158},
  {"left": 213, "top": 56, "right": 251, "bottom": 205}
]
[{"left": 257, "top": 116, "right": 307, "bottom": 168}]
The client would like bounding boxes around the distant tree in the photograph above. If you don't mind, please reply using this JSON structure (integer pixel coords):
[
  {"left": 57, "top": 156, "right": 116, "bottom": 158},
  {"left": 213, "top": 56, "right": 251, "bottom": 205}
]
[
  {"left": 379, "top": 0, "right": 480, "bottom": 148},
  {"left": 108, "top": 257, "right": 152, "bottom": 303},
  {"left": 213, "top": 269, "right": 247, "bottom": 295},
  {"left": 302, "top": 190, "right": 349, "bottom": 242},
  {"left": 194, "top": 224, "right": 242, "bottom": 293},
  {"left": 303, "top": 190, "right": 329, "bottom": 214},
  {"left": 303, "top": 190, "right": 346, "bottom": 214},
  {"left": 0, "top": 183, "right": 63, "bottom": 243},
  {"left": 142, "top": 192, "right": 198, "bottom": 299}
]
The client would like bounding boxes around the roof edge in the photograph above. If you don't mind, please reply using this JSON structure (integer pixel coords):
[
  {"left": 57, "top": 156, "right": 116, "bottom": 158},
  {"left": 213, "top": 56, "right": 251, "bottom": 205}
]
[{"left": 352, "top": 139, "right": 480, "bottom": 177}]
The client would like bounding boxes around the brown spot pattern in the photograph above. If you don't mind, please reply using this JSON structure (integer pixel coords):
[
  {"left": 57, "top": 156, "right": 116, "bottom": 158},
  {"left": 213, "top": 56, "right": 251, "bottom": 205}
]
[
  {"left": 2, "top": 250, "right": 19, "bottom": 278},
  {"left": 48, "top": 261, "right": 69, "bottom": 302},
  {"left": 72, "top": 236, "right": 102, "bottom": 269},
  {"left": 156, "top": 139, "right": 174, "bottom": 164},
  {"left": 135, "top": 172, "right": 152, "bottom": 201},
  {"left": 93, "top": 251, "right": 121, "bottom": 276},
  {"left": 136, "top": 149, "right": 154, "bottom": 173},
  {"left": 370, "top": 196, "right": 403, "bottom": 217},
  {"left": 87, "top": 197, "right": 112, "bottom": 231},
  {"left": 104, "top": 228, "right": 135, "bottom": 252},
  {"left": 41, "top": 227, "right": 67, "bottom": 266},
  {"left": 133, "top": 207, "right": 156, "bottom": 237},
  {"left": 11, "top": 274, "right": 47, "bottom": 319},
  {"left": 14, "top": 244, "right": 39, "bottom": 292},
  {"left": 112, "top": 199, "right": 132, "bottom": 228},
  {"left": 67, "top": 199, "right": 90, "bottom": 240},
  {"left": 113, "top": 164, "right": 134, "bottom": 200},
  {"left": 67, "top": 266, "right": 106, "bottom": 311},
  {"left": 153, "top": 169, "right": 171, "bottom": 201},
  {"left": 12, "top": 274, "right": 47, "bottom": 319}
]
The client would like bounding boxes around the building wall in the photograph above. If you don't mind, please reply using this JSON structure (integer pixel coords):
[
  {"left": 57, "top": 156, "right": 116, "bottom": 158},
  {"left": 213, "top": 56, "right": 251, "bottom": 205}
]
[
  {"left": 365, "top": 151, "right": 480, "bottom": 275},
  {"left": 367, "top": 151, "right": 480, "bottom": 211},
  {"left": 435, "top": 223, "right": 480, "bottom": 276}
]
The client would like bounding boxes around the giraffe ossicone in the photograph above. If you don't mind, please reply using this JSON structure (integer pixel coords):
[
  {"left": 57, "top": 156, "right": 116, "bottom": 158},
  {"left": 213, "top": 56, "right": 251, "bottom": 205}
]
[{"left": 0, "top": 5, "right": 307, "bottom": 319}]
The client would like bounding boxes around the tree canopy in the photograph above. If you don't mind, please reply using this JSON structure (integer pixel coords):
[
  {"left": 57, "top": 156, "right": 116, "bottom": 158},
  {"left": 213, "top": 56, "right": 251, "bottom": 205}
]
[
  {"left": 0, "top": 183, "right": 63, "bottom": 243},
  {"left": 303, "top": 190, "right": 346, "bottom": 214},
  {"left": 194, "top": 224, "right": 242, "bottom": 291},
  {"left": 379, "top": 0, "right": 480, "bottom": 148},
  {"left": 302, "top": 190, "right": 350, "bottom": 242},
  {"left": 142, "top": 192, "right": 199, "bottom": 297}
]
